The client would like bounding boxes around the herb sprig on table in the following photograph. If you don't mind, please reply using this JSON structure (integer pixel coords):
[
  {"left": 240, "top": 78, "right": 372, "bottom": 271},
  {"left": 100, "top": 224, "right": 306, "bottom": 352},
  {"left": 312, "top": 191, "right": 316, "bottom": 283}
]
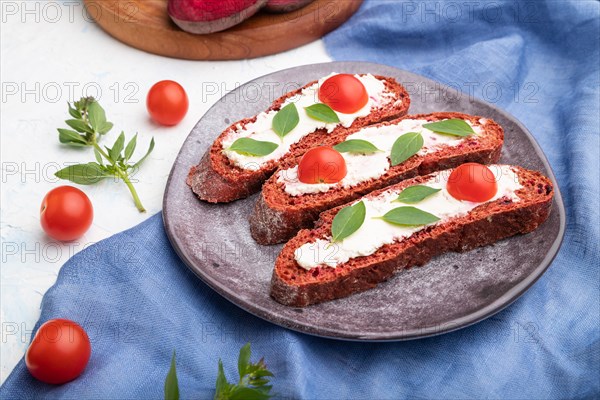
[
  {"left": 164, "top": 343, "right": 274, "bottom": 400},
  {"left": 55, "top": 97, "right": 154, "bottom": 212},
  {"left": 164, "top": 343, "right": 273, "bottom": 400},
  {"left": 216, "top": 343, "right": 274, "bottom": 400}
]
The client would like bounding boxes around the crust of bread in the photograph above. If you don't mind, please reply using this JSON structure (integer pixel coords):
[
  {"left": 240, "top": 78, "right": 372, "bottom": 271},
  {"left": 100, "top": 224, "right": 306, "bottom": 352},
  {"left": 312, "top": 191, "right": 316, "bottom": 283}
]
[
  {"left": 187, "top": 75, "right": 410, "bottom": 203},
  {"left": 270, "top": 166, "right": 554, "bottom": 307},
  {"left": 251, "top": 112, "right": 504, "bottom": 245}
]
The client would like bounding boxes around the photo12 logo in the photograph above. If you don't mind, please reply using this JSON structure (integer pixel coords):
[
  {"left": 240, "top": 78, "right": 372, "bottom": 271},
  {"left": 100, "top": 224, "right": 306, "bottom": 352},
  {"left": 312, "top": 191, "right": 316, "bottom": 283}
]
[
  {"left": 1, "top": 1, "right": 139, "bottom": 24},
  {"left": 1, "top": 81, "right": 140, "bottom": 104}
]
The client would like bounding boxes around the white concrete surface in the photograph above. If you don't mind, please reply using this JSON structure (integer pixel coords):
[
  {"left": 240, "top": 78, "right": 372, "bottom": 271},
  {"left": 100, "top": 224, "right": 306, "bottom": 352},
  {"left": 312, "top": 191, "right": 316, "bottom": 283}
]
[{"left": 0, "top": 1, "right": 331, "bottom": 383}]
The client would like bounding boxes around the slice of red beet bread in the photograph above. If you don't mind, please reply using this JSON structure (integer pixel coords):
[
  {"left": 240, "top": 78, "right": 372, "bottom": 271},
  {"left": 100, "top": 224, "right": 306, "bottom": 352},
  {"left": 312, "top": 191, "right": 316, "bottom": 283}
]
[
  {"left": 187, "top": 75, "right": 410, "bottom": 203},
  {"left": 250, "top": 112, "right": 504, "bottom": 245},
  {"left": 271, "top": 165, "right": 554, "bottom": 307}
]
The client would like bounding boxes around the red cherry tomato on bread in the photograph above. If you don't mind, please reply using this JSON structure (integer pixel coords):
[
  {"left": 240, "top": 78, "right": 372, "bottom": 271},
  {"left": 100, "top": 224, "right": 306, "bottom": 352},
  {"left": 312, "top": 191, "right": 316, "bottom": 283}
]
[
  {"left": 25, "top": 319, "right": 91, "bottom": 385},
  {"left": 40, "top": 186, "right": 93, "bottom": 241},
  {"left": 447, "top": 163, "right": 498, "bottom": 202},
  {"left": 147, "top": 80, "right": 189, "bottom": 126},
  {"left": 298, "top": 147, "right": 347, "bottom": 184},
  {"left": 318, "top": 74, "right": 368, "bottom": 114}
]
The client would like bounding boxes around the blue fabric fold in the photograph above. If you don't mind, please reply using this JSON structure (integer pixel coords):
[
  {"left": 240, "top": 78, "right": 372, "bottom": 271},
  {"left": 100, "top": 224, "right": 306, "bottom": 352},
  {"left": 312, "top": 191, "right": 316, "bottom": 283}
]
[{"left": 2, "top": 0, "right": 598, "bottom": 398}]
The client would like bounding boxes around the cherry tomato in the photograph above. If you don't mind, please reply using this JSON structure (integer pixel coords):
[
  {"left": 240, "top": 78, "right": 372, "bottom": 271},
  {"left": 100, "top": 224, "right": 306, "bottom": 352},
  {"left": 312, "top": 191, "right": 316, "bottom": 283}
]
[
  {"left": 40, "top": 186, "right": 93, "bottom": 241},
  {"left": 298, "top": 146, "right": 347, "bottom": 184},
  {"left": 25, "top": 319, "right": 91, "bottom": 384},
  {"left": 146, "top": 80, "right": 189, "bottom": 126},
  {"left": 318, "top": 74, "right": 368, "bottom": 114},
  {"left": 447, "top": 163, "right": 498, "bottom": 202}
]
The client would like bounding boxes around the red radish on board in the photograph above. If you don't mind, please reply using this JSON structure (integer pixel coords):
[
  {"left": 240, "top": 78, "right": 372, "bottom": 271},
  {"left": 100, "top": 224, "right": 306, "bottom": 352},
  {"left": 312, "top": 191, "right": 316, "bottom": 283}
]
[
  {"left": 264, "top": 0, "right": 315, "bottom": 13},
  {"left": 168, "top": 0, "right": 268, "bottom": 34}
]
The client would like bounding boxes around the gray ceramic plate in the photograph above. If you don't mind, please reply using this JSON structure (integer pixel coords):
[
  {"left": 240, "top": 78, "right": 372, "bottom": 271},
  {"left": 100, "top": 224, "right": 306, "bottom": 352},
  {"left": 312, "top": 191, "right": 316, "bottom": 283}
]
[{"left": 163, "top": 62, "right": 565, "bottom": 341}]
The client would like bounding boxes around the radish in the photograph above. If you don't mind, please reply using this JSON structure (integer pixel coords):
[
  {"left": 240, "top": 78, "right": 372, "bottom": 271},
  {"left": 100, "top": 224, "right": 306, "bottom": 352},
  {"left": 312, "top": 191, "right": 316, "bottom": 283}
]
[{"left": 168, "top": 0, "right": 269, "bottom": 34}]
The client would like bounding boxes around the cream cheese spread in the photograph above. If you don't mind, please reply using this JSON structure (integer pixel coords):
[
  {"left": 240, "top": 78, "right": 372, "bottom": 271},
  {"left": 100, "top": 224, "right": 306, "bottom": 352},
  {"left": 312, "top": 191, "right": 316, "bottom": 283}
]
[
  {"left": 221, "top": 74, "right": 395, "bottom": 171},
  {"left": 278, "top": 118, "right": 485, "bottom": 196},
  {"left": 294, "top": 165, "right": 522, "bottom": 270}
]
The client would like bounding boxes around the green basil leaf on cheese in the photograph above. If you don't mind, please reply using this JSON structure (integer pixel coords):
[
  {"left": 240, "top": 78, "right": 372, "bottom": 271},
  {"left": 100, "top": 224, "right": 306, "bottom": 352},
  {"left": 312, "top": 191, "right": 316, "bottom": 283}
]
[
  {"left": 333, "top": 139, "right": 381, "bottom": 154},
  {"left": 422, "top": 119, "right": 475, "bottom": 137},
  {"left": 331, "top": 201, "right": 366, "bottom": 242},
  {"left": 390, "top": 132, "right": 423, "bottom": 166},
  {"left": 229, "top": 138, "right": 278, "bottom": 156},
  {"left": 272, "top": 103, "right": 299, "bottom": 139},
  {"left": 394, "top": 185, "right": 441, "bottom": 204},
  {"left": 304, "top": 103, "right": 340, "bottom": 123},
  {"left": 379, "top": 206, "right": 440, "bottom": 226}
]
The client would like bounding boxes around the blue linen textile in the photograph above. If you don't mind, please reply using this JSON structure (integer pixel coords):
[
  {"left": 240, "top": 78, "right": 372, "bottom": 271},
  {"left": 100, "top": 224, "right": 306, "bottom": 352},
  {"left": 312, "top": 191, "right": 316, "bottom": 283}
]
[{"left": 2, "top": 0, "right": 599, "bottom": 398}]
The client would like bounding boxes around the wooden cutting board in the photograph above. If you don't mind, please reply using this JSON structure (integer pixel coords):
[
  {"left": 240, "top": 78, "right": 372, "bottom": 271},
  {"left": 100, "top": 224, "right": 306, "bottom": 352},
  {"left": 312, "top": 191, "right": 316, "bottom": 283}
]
[{"left": 83, "top": 0, "right": 363, "bottom": 60}]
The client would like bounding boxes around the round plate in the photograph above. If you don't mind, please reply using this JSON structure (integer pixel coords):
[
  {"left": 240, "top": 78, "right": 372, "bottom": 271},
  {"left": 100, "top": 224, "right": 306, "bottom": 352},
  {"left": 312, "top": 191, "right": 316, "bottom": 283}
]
[
  {"left": 83, "top": 0, "right": 362, "bottom": 60},
  {"left": 163, "top": 62, "right": 565, "bottom": 341}
]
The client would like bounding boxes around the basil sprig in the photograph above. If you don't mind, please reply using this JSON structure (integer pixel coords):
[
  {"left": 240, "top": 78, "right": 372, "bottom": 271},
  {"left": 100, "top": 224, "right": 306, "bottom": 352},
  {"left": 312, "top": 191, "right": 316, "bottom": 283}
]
[
  {"left": 163, "top": 343, "right": 273, "bottom": 400},
  {"left": 390, "top": 132, "right": 423, "bottom": 166},
  {"left": 331, "top": 201, "right": 366, "bottom": 242},
  {"left": 55, "top": 97, "right": 154, "bottom": 212},
  {"left": 305, "top": 103, "right": 340, "bottom": 123},
  {"left": 272, "top": 103, "right": 299, "bottom": 139},
  {"left": 228, "top": 137, "right": 278, "bottom": 156},
  {"left": 394, "top": 185, "right": 441, "bottom": 203},
  {"left": 422, "top": 119, "right": 475, "bottom": 137},
  {"left": 377, "top": 206, "right": 440, "bottom": 226},
  {"left": 56, "top": 132, "right": 155, "bottom": 187},
  {"left": 58, "top": 97, "right": 113, "bottom": 147},
  {"left": 215, "top": 343, "right": 274, "bottom": 400},
  {"left": 333, "top": 139, "right": 381, "bottom": 154}
]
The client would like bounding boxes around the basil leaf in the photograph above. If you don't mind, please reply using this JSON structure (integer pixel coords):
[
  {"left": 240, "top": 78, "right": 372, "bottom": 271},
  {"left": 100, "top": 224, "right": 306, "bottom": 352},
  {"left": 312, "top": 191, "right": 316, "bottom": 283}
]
[
  {"left": 104, "top": 146, "right": 113, "bottom": 161},
  {"left": 331, "top": 201, "right": 366, "bottom": 242},
  {"left": 164, "top": 351, "right": 179, "bottom": 400},
  {"left": 110, "top": 131, "right": 125, "bottom": 162},
  {"left": 99, "top": 121, "right": 113, "bottom": 135},
  {"left": 229, "top": 138, "right": 278, "bottom": 157},
  {"left": 216, "top": 360, "right": 231, "bottom": 396},
  {"left": 60, "top": 141, "right": 88, "bottom": 148},
  {"left": 304, "top": 103, "right": 340, "bottom": 123},
  {"left": 65, "top": 119, "right": 93, "bottom": 134},
  {"left": 94, "top": 147, "right": 103, "bottom": 165},
  {"left": 238, "top": 343, "right": 251, "bottom": 379},
  {"left": 58, "top": 128, "right": 88, "bottom": 145},
  {"left": 422, "top": 119, "right": 475, "bottom": 137},
  {"left": 133, "top": 137, "right": 155, "bottom": 168},
  {"left": 87, "top": 100, "right": 107, "bottom": 133},
  {"left": 124, "top": 133, "right": 137, "bottom": 161},
  {"left": 394, "top": 185, "right": 441, "bottom": 203},
  {"left": 272, "top": 103, "right": 299, "bottom": 139},
  {"left": 55, "top": 162, "right": 110, "bottom": 185},
  {"left": 68, "top": 103, "right": 81, "bottom": 119},
  {"left": 334, "top": 139, "right": 380, "bottom": 154},
  {"left": 390, "top": 132, "right": 423, "bottom": 166},
  {"left": 380, "top": 206, "right": 440, "bottom": 226}
]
